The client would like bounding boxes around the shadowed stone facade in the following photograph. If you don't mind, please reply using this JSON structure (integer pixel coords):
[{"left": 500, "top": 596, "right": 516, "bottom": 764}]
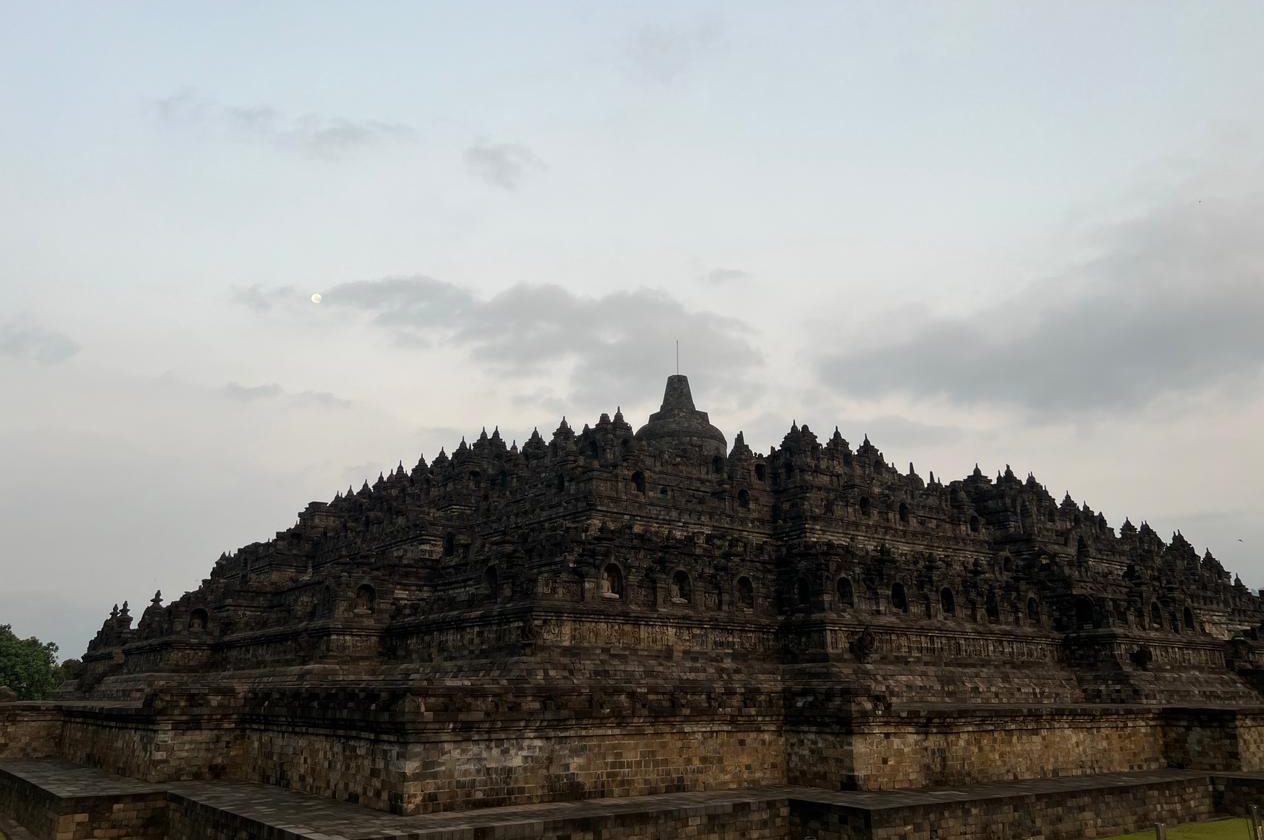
[{"left": 4, "top": 374, "right": 1264, "bottom": 838}]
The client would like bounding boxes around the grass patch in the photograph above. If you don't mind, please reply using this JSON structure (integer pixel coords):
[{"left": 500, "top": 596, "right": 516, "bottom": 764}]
[{"left": 1102, "top": 818, "right": 1252, "bottom": 840}]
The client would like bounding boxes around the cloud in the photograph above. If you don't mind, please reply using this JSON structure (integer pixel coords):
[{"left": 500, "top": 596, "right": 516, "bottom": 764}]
[
  {"left": 290, "top": 390, "right": 352, "bottom": 409},
  {"left": 626, "top": 16, "right": 723, "bottom": 83},
  {"left": 319, "top": 275, "right": 762, "bottom": 406},
  {"left": 222, "top": 382, "right": 349, "bottom": 408},
  {"left": 0, "top": 319, "right": 80, "bottom": 364},
  {"left": 464, "top": 141, "right": 545, "bottom": 190},
  {"left": 818, "top": 186, "right": 1264, "bottom": 419},
  {"left": 700, "top": 268, "right": 750, "bottom": 285},
  {"left": 854, "top": 414, "right": 966, "bottom": 448},
  {"left": 154, "top": 89, "right": 416, "bottom": 159},
  {"left": 222, "top": 382, "right": 284, "bottom": 401},
  {"left": 230, "top": 284, "right": 297, "bottom": 313},
  {"left": 512, "top": 389, "right": 568, "bottom": 415}
]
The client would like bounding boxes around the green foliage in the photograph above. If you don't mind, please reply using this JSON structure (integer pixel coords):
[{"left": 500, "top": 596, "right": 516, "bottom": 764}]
[{"left": 0, "top": 624, "right": 63, "bottom": 700}]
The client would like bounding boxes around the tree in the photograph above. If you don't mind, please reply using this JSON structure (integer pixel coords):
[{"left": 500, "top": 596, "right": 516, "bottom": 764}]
[{"left": 0, "top": 624, "right": 63, "bottom": 700}]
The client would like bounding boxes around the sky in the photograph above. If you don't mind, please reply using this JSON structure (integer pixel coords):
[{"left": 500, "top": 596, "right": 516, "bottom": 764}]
[{"left": 2, "top": 2, "right": 1263, "bottom": 658}]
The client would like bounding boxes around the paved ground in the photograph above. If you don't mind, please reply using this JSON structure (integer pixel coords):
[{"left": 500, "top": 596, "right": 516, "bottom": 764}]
[
  {"left": 0, "top": 759, "right": 165, "bottom": 799},
  {"left": 174, "top": 782, "right": 794, "bottom": 838},
  {"left": 1, "top": 759, "right": 1259, "bottom": 840}
]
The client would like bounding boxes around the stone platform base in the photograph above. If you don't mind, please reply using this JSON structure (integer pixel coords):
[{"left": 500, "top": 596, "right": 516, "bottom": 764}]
[{"left": 4, "top": 759, "right": 1264, "bottom": 840}]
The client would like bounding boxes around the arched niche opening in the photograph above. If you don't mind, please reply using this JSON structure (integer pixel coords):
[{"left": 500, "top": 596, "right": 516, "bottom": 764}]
[
  {"left": 858, "top": 497, "right": 872, "bottom": 517},
  {"left": 188, "top": 608, "right": 209, "bottom": 633},
  {"left": 836, "top": 577, "right": 855, "bottom": 609},
  {"left": 795, "top": 577, "right": 812, "bottom": 610},
  {"left": 890, "top": 582, "right": 908, "bottom": 613},
  {"left": 670, "top": 570, "right": 692, "bottom": 605},
  {"left": 1183, "top": 605, "right": 1195, "bottom": 632},
  {"left": 940, "top": 587, "right": 955, "bottom": 616},
  {"left": 601, "top": 564, "right": 624, "bottom": 599},
  {"left": 353, "top": 584, "right": 376, "bottom": 614},
  {"left": 632, "top": 471, "right": 646, "bottom": 494},
  {"left": 484, "top": 566, "right": 499, "bottom": 603},
  {"left": 754, "top": 463, "right": 766, "bottom": 482},
  {"left": 898, "top": 502, "right": 910, "bottom": 525},
  {"left": 1027, "top": 597, "right": 1040, "bottom": 624},
  {"left": 969, "top": 515, "right": 981, "bottom": 533},
  {"left": 1074, "top": 597, "right": 1095, "bottom": 630},
  {"left": 736, "top": 576, "right": 754, "bottom": 610},
  {"left": 737, "top": 488, "right": 750, "bottom": 509},
  {"left": 1150, "top": 601, "right": 1163, "bottom": 629}
]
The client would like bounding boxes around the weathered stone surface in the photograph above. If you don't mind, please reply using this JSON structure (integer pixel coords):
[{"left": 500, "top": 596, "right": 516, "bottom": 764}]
[
  {"left": 4, "top": 374, "right": 1264, "bottom": 837},
  {"left": 5, "top": 758, "right": 1264, "bottom": 840}
]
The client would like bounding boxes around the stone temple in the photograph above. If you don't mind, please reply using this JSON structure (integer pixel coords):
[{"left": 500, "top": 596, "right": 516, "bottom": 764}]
[{"left": 4, "top": 375, "right": 1264, "bottom": 839}]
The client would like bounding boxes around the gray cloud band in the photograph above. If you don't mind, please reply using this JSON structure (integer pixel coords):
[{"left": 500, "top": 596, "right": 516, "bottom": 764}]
[
  {"left": 154, "top": 89, "right": 416, "bottom": 159},
  {"left": 464, "top": 142, "right": 545, "bottom": 190},
  {"left": 819, "top": 193, "right": 1264, "bottom": 417},
  {"left": 315, "top": 276, "right": 762, "bottom": 406},
  {"left": 222, "top": 381, "right": 350, "bottom": 409},
  {"left": 0, "top": 319, "right": 80, "bottom": 365}
]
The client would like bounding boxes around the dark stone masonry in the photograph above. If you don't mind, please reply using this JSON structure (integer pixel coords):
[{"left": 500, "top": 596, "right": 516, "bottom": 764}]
[{"left": 5, "top": 374, "right": 1264, "bottom": 838}]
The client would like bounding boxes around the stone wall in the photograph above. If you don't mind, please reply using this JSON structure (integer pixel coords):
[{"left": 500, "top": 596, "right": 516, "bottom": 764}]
[
  {"left": 54, "top": 706, "right": 242, "bottom": 784},
  {"left": 238, "top": 721, "right": 786, "bottom": 814},
  {"left": 1235, "top": 712, "right": 1264, "bottom": 771},
  {"left": 0, "top": 766, "right": 60, "bottom": 838},
  {"left": 19, "top": 697, "right": 1264, "bottom": 816},
  {"left": 241, "top": 726, "right": 406, "bottom": 812},
  {"left": 790, "top": 706, "right": 1169, "bottom": 791},
  {"left": 0, "top": 706, "right": 62, "bottom": 761},
  {"left": 0, "top": 764, "right": 166, "bottom": 840},
  {"left": 403, "top": 726, "right": 786, "bottom": 814},
  {"left": 1213, "top": 774, "right": 1264, "bottom": 815}
]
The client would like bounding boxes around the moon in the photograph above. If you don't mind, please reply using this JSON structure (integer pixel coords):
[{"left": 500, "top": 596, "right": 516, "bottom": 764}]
[{"left": 310, "top": 293, "right": 322, "bottom": 304}]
